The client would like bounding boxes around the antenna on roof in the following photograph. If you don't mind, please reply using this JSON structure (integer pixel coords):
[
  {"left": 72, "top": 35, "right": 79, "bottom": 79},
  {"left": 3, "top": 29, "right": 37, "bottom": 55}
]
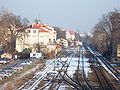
[
  {"left": 33, "top": 13, "right": 43, "bottom": 24},
  {"left": 38, "top": 13, "right": 43, "bottom": 24}
]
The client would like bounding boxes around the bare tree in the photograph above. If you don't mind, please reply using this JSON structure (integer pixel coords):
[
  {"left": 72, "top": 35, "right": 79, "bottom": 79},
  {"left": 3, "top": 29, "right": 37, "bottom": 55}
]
[
  {"left": 100, "top": 10, "right": 120, "bottom": 58},
  {"left": 92, "top": 27, "right": 108, "bottom": 54},
  {"left": 0, "top": 8, "right": 30, "bottom": 53},
  {"left": 53, "top": 27, "right": 66, "bottom": 39},
  {"left": 92, "top": 9, "right": 120, "bottom": 59}
]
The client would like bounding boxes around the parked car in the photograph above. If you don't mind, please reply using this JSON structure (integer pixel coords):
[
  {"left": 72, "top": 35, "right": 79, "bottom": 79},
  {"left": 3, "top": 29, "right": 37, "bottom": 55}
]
[
  {"left": 30, "top": 53, "right": 43, "bottom": 59},
  {"left": 21, "top": 61, "right": 31, "bottom": 65},
  {"left": 0, "top": 58, "right": 10, "bottom": 64},
  {"left": 0, "top": 71, "right": 10, "bottom": 78}
]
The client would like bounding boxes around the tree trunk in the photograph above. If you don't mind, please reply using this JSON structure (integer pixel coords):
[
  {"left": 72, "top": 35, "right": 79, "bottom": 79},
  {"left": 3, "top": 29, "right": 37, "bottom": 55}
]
[{"left": 8, "top": 37, "right": 16, "bottom": 53}]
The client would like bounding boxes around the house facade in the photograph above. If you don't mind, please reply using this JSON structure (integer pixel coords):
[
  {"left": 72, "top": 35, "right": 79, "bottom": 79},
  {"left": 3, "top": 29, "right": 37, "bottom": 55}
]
[
  {"left": 16, "top": 23, "right": 56, "bottom": 52},
  {"left": 56, "top": 38, "right": 68, "bottom": 48},
  {"left": 66, "top": 31, "right": 75, "bottom": 41}
]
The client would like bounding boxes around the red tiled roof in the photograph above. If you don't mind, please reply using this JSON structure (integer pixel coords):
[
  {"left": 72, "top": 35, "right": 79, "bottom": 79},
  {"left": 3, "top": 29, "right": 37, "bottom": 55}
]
[
  {"left": 39, "top": 28, "right": 49, "bottom": 32},
  {"left": 66, "top": 31, "right": 75, "bottom": 35},
  {"left": 32, "top": 24, "right": 46, "bottom": 28},
  {"left": 69, "top": 31, "right": 75, "bottom": 35},
  {"left": 31, "top": 24, "right": 50, "bottom": 32},
  {"left": 30, "top": 23, "right": 56, "bottom": 34}
]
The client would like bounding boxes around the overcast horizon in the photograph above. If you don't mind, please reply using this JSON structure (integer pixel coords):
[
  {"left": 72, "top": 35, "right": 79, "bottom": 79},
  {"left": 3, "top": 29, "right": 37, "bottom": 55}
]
[{"left": 0, "top": 0, "right": 120, "bottom": 32}]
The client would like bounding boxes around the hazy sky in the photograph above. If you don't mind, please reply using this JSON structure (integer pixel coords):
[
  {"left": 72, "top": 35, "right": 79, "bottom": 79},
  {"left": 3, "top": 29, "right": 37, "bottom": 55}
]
[{"left": 0, "top": 0, "right": 120, "bottom": 32}]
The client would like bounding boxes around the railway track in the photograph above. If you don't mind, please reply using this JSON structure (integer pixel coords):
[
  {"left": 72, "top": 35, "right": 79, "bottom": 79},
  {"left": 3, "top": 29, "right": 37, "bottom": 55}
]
[
  {"left": 55, "top": 51, "right": 80, "bottom": 90},
  {"left": 58, "top": 47, "right": 92, "bottom": 90},
  {"left": 38, "top": 50, "right": 76, "bottom": 90},
  {"left": 94, "top": 58, "right": 115, "bottom": 90},
  {"left": 85, "top": 45, "right": 120, "bottom": 90},
  {"left": 17, "top": 46, "right": 120, "bottom": 90},
  {"left": 46, "top": 47, "right": 83, "bottom": 90},
  {"left": 17, "top": 60, "right": 55, "bottom": 90},
  {"left": 87, "top": 46, "right": 120, "bottom": 82},
  {"left": 81, "top": 47, "right": 94, "bottom": 90},
  {"left": 60, "top": 54, "right": 82, "bottom": 90}
]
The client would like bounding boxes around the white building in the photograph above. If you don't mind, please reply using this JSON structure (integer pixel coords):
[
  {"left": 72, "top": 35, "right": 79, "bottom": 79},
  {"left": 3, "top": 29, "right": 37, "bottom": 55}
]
[
  {"left": 57, "top": 38, "right": 68, "bottom": 48},
  {"left": 16, "top": 23, "right": 56, "bottom": 52},
  {"left": 66, "top": 31, "right": 75, "bottom": 40}
]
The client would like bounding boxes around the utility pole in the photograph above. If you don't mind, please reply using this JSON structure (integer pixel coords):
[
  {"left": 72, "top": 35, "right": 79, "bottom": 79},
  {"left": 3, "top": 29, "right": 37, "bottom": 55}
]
[{"left": 38, "top": 29, "right": 40, "bottom": 52}]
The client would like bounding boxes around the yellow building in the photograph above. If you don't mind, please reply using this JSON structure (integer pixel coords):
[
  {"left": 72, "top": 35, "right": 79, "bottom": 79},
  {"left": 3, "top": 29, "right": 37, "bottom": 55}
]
[
  {"left": 117, "top": 44, "right": 120, "bottom": 57},
  {"left": 16, "top": 23, "right": 56, "bottom": 52}
]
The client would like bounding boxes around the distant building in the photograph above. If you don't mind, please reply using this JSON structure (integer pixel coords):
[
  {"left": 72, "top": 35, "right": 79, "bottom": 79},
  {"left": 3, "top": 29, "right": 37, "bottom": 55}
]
[
  {"left": 57, "top": 38, "right": 68, "bottom": 48},
  {"left": 117, "top": 44, "right": 120, "bottom": 58},
  {"left": 79, "top": 33, "right": 86, "bottom": 37},
  {"left": 66, "top": 31, "right": 75, "bottom": 40},
  {"left": 16, "top": 23, "right": 56, "bottom": 52},
  {"left": 111, "top": 44, "right": 120, "bottom": 62}
]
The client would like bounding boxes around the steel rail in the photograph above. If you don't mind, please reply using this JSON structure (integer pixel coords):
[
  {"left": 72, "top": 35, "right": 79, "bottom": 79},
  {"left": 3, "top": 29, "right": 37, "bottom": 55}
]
[
  {"left": 61, "top": 48, "right": 85, "bottom": 90},
  {"left": 18, "top": 61, "right": 55, "bottom": 90},
  {"left": 94, "top": 58, "right": 116, "bottom": 90},
  {"left": 41, "top": 51, "right": 74, "bottom": 90},
  {"left": 58, "top": 50, "right": 82, "bottom": 90},
  {"left": 81, "top": 47, "right": 94, "bottom": 90},
  {"left": 92, "top": 65, "right": 104, "bottom": 90},
  {"left": 87, "top": 46, "right": 120, "bottom": 82},
  {"left": 86, "top": 46, "right": 117, "bottom": 90}
]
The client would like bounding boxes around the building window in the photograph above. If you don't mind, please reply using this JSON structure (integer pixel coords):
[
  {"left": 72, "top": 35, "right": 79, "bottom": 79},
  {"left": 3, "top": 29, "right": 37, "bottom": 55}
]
[
  {"left": 33, "top": 30, "right": 36, "bottom": 33},
  {"left": 28, "top": 30, "right": 31, "bottom": 33}
]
